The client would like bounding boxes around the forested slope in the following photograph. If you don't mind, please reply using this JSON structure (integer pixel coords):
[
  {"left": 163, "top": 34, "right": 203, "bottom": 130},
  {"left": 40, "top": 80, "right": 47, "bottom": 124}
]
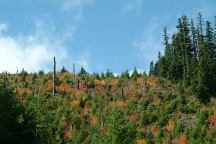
[
  {"left": 0, "top": 69, "right": 216, "bottom": 143},
  {"left": 150, "top": 13, "right": 216, "bottom": 102},
  {"left": 0, "top": 13, "right": 216, "bottom": 144}
]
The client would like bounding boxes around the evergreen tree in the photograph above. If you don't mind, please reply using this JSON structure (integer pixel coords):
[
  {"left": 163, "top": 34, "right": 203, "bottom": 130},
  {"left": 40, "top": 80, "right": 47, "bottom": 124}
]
[
  {"left": 169, "top": 26, "right": 184, "bottom": 81},
  {"left": 197, "top": 12, "right": 204, "bottom": 42},
  {"left": 121, "top": 70, "right": 130, "bottom": 79},
  {"left": 0, "top": 79, "right": 50, "bottom": 143},
  {"left": 158, "top": 27, "right": 172, "bottom": 79},
  {"left": 60, "top": 66, "right": 67, "bottom": 73},
  {"left": 150, "top": 13, "right": 216, "bottom": 101},
  {"left": 204, "top": 21, "right": 216, "bottom": 95},
  {"left": 190, "top": 18, "right": 199, "bottom": 89},
  {"left": 105, "top": 69, "right": 115, "bottom": 78},
  {"left": 153, "top": 61, "right": 159, "bottom": 76},
  {"left": 100, "top": 72, "right": 105, "bottom": 79},
  {"left": 149, "top": 61, "right": 154, "bottom": 76},
  {"left": 131, "top": 67, "right": 140, "bottom": 80},
  {"left": 191, "top": 18, "right": 198, "bottom": 58},
  {"left": 79, "top": 67, "right": 88, "bottom": 75},
  {"left": 168, "top": 34, "right": 183, "bottom": 82},
  {"left": 104, "top": 109, "right": 136, "bottom": 144},
  {"left": 181, "top": 15, "right": 193, "bottom": 86}
]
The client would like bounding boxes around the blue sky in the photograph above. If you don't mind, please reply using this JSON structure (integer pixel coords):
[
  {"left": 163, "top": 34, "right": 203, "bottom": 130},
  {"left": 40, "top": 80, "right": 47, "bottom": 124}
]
[{"left": 0, "top": 0, "right": 216, "bottom": 74}]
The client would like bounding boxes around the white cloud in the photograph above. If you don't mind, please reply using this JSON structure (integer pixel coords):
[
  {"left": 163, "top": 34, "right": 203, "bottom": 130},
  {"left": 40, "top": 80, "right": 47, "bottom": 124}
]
[
  {"left": 0, "top": 0, "right": 95, "bottom": 73},
  {"left": 61, "top": 0, "right": 95, "bottom": 10},
  {"left": 0, "top": 22, "right": 8, "bottom": 33},
  {"left": 113, "top": 73, "right": 119, "bottom": 77},
  {"left": 73, "top": 49, "right": 91, "bottom": 72},
  {"left": 0, "top": 20, "right": 90, "bottom": 73},
  {"left": 132, "top": 19, "right": 163, "bottom": 71},
  {"left": 129, "top": 68, "right": 144, "bottom": 76},
  {"left": 122, "top": 0, "right": 143, "bottom": 15},
  {"left": 60, "top": 0, "right": 95, "bottom": 21},
  {"left": 109, "top": 68, "right": 145, "bottom": 77},
  {"left": 0, "top": 28, "right": 66, "bottom": 73}
]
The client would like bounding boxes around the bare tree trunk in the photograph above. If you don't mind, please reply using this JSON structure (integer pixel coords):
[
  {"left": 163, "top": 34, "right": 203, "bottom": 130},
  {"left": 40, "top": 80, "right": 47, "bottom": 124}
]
[
  {"left": 53, "top": 57, "right": 56, "bottom": 95},
  {"left": 77, "top": 79, "right": 80, "bottom": 90},
  {"left": 121, "top": 85, "right": 124, "bottom": 97}
]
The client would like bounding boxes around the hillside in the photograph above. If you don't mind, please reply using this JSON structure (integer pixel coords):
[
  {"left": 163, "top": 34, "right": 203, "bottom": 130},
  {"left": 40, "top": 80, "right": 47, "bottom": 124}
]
[
  {"left": 1, "top": 12, "right": 216, "bottom": 144},
  {"left": 0, "top": 70, "right": 216, "bottom": 144}
]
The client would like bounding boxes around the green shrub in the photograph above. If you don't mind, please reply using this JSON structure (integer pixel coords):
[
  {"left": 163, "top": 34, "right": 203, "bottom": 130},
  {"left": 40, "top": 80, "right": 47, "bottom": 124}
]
[
  {"left": 159, "top": 111, "right": 169, "bottom": 127},
  {"left": 196, "top": 112, "right": 208, "bottom": 125},
  {"left": 125, "top": 100, "right": 137, "bottom": 114},
  {"left": 140, "top": 109, "right": 157, "bottom": 125}
]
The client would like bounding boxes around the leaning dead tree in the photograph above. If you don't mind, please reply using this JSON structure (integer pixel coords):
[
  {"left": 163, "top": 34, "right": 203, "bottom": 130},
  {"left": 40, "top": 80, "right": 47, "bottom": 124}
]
[{"left": 53, "top": 57, "right": 56, "bottom": 95}]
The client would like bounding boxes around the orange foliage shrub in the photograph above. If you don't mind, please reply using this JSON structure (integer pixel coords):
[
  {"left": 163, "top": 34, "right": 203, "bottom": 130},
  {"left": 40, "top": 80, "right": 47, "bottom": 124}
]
[
  {"left": 69, "top": 100, "right": 80, "bottom": 108},
  {"left": 161, "top": 138, "right": 168, "bottom": 144},
  {"left": 147, "top": 76, "right": 157, "bottom": 89},
  {"left": 71, "top": 89, "right": 86, "bottom": 99},
  {"left": 109, "top": 79, "right": 118, "bottom": 90},
  {"left": 46, "top": 85, "right": 52, "bottom": 92},
  {"left": 124, "top": 82, "right": 140, "bottom": 99},
  {"left": 179, "top": 133, "right": 187, "bottom": 144},
  {"left": 209, "top": 116, "right": 216, "bottom": 126},
  {"left": 172, "top": 133, "right": 187, "bottom": 144},
  {"left": 126, "top": 113, "right": 139, "bottom": 122},
  {"left": 63, "top": 130, "right": 73, "bottom": 140},
  {"left": 152, "top": 98, "right": 161, "bottom": 106},
  {"left": 116, "top": 101, "right": 125, "bottom": 110},
  {"left": 95, "top": 86, "right": 104, "bottom": 95},
  {"left": 172, "top": 138, "right": 178, "bottom": 144},
  {"left": 151, "top": 126, "right": 159, "bottom": 137},
  {"left": 90, "top": 115, "right": 98, "bottom": 126},
  {"left": 136, "top": 139, "right": 147, "bottom": 144},
  {"left": 83, "top": 107, "right": 90, "bottom": 116},
  {"left": 109, "top": 100, "right": 125, "bottom": 111},
  {"left": 166, "top": 120, "right": 175, "bottom": 132},
  {"left": 94, "top": 79, "right": 106, "bottom": 86},
  {"left": 25, "top": 88, "right": 32, "bottom": 95},
  {"left": 58, "top": 73, "right": 66, "bottom": 82},
  {"left": 46, "top": 83, "right": 52, "bottom": 92},
  {"left": 137, "top": 77, "right": 145, "bottom": 87},
  {"left": 206, "top": 128, "right": 213, "bottom": 137},
  {"left": 56, "top": 83, "right": 69, "bottom": 93}
]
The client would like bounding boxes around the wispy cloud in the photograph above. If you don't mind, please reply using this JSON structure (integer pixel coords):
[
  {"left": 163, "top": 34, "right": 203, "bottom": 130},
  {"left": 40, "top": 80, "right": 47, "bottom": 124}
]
[
  {"left": 0, "top": 0, "right": 96, "bottom": 73},
  {"left": 129, "top": 68, "right": 144, "bottom": 76},
  {"left": 0, "top": 22, "right": 8, "bottom": 33},
  {"left": 0, "top": 20, "right": 90, "bottom": 73},
  {"left": 122, "top": 0, "right": 143, "bottom": 15},
  {"left": 0, "top": 21, "right": 65, "bottom": 73},
  {"left": 111, "top": 68, "right": 145, "bottom": 77},
  {"left": 132, "top": 19, "right": 163, "bottom": 71},
  {"left": 59, "top": 0, "right": 95, "bottom": 21},
  {"left": 61, "top": 0, "right": 95, "bottom": 10},
  {"left": 73, "top": 49, "right": 91, "bottom": 72}
]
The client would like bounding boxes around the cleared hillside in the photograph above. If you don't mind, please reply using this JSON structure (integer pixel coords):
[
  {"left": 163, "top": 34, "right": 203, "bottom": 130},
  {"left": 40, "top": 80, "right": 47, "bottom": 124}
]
[{"left": 0, "top": 71, "right": 216, "bottom": 144}]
